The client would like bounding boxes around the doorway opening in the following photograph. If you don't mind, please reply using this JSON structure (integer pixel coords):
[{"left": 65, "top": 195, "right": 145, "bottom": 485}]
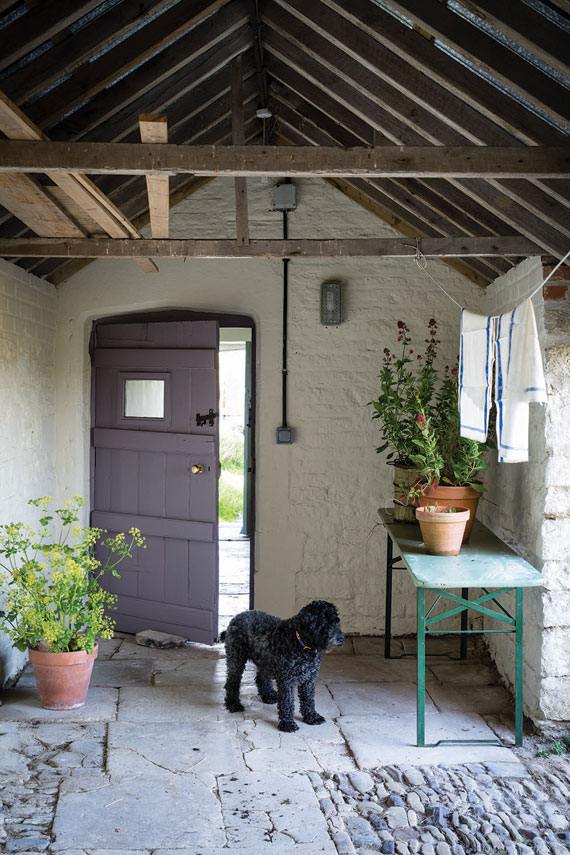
[{"left": 218, "top": 327, "right": 253, "bottom": 634}]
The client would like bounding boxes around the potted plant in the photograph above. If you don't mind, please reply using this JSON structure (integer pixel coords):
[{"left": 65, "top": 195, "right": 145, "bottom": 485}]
[
  {"left": 415, "top": 504, "right": 470, "bottom": 556},
  {"left": 370, "top": 318, "right": 440, "bottom": 521},
  {"left": 409, "top": 367, "right": 488, "bottom": 542},
  {"left": 0, "top": 496, "right": 145, "bottom": 710}
]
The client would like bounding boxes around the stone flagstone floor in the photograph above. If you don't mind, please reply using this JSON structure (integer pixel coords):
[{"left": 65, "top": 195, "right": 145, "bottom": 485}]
[{"left": 0, "top": 634, "right": 569, "bottom": 854}]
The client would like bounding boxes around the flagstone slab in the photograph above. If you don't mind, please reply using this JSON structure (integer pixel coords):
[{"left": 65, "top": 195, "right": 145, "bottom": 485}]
[
  {"left": 117, "top": 686, "right": 230, "bottom": 723},
  {"left": 216, "top": 770, "right": 334, "bottom": 850},
  {"left": 326, "top": 681, "right": 435, "bottom": 716},
  {"left": 97, "top": 638, "right": 124, "bottom": 659},
  {"left": 107, "top": 720, "right": 245, "bottom": 780},
  {"left": 428, "top": 683, "right": 512, "bottom": 714},
  {"left": 0, "top": 688, "right": 118, "bottom": 722},
  {"left": 429, "top": 661, "right": 501, "bottom": 686},
  {"left": 157, "top": 846, "right": 337, "bottom": 854},
  {"left": 320, "top": 654, "right": 419, "bottom": 683},
  {"left": 152, "top": 657, "right": 248, "bottom": 687},
  {"left": 338, "top": 712, "right": 522, "bottom": 767},
  {"left": 52, "top": 772, "right": 225, "bottom": 850}
]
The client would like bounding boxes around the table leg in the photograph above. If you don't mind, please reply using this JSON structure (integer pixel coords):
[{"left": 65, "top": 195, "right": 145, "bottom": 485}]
[
  {"left": 385, "top": 536, "right": 393, "bottom": 659},
  {"left": 460, "top": 587, "right": 469, "bottom": 659},
  {"left": 515, "top": 588, "right": 524, "bottom": 747},
  {"left": 417, "top": 587, "right": 426, "bottom": 747}
]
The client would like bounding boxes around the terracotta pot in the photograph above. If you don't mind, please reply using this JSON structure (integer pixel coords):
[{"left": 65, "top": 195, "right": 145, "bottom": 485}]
[
  {"left": 416, "top": 506, "right": 470, "bottom": 557},
  {"left": 418, "top": 484, "right": 481, "bottom": 542},
  {"left": 392, "top": 463, "right": 421, "bottom": 523},
  {"left": 29, "top": 645, "right": 98, "bottom": 710}
]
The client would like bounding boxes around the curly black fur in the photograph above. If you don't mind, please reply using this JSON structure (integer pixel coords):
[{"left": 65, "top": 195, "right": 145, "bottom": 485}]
[{"left": 221, "top": 600, "right": 345, "bottom": 732}]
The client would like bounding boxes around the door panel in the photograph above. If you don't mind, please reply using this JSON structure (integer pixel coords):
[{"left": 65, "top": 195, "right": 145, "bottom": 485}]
[{"left": 91, "top": 320, "right": 219, "bottom": 643}]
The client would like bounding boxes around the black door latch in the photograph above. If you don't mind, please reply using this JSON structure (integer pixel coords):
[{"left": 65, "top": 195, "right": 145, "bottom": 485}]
[{"left": 196, "top": 408, "right": 218, "bottom": 427}]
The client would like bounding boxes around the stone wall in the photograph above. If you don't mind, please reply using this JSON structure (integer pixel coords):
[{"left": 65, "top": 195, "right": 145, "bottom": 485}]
[
  {"left": 0, "top": 259, "right": 57, "bottom": 685},
  {"left": 54, "top": 177, "right": 480, "bottom": 634},
  {"left": 478, "top": 257, "right": 570, "bottom": 722}
]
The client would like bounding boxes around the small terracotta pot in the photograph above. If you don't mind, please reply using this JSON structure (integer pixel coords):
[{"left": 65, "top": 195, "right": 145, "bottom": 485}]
[
  {"left": 418, "top": 484, "right": 481, "bottom": 542},
  {"left": 416, "top": 506, "right": 470, "bottom": 556},
  {"left": 29, "top": 645, "right": 98, "bottom": 710}
]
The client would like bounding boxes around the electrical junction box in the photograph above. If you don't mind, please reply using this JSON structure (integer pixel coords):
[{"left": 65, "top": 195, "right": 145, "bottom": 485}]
[
  {"left": 272, "top": 183, "right": 297, "bottom": 211},
  {"left": 276, "top": 426, "right": 294, "bottom": 444}
]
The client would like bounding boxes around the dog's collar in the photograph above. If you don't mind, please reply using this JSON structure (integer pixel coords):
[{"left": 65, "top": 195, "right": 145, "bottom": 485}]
[{"left": 295, "top": 629, "right": 316, "bottom": 653}]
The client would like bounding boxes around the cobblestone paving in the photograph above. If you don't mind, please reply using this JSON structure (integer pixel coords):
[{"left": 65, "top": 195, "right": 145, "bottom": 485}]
[{"left": 314, "top": 760, "right": 570, "bottom": 855}]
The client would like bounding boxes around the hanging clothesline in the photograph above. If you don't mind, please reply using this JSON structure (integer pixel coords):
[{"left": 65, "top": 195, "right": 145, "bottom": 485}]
[{"left": 411, "top": 240, "right": 570, "bottom": 316}]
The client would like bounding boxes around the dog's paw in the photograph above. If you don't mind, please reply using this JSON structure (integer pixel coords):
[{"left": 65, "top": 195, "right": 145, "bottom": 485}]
[
  {"left": 260, "top": 691, "right": 278, "bottom": 704},
  {"left": 225, "top": 701, "right": 245, "bottom": 713},
  {"left": 278, "top": 720, "right": 299, "bottom": 733},
  {"left": 303, "top": 713, "right": 326, "bottom": 726}
]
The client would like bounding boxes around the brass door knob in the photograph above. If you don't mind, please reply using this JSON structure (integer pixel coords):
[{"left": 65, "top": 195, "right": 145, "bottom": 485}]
[{"left": 191, "top": 463, "right": 207, "bottom": 475}]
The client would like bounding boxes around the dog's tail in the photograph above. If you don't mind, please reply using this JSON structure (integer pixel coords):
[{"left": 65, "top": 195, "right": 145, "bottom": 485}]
[{"left": 217, "top": 630, "right": 227, "bottom": 644}]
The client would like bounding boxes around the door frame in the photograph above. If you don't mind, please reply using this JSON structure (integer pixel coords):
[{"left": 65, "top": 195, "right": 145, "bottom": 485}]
[{"left": 90, "top": 309, "right": 256, "bottom": 612}]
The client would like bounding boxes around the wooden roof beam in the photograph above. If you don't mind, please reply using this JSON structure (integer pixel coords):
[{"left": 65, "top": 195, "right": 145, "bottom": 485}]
[
  {"left": 0, "top": 141, "right": 567, "bottom": 178},
  {"left": 0, "top": 91, "right": 157, "bottom": 273},
  {"left": 0, "top": 236, "right": 542, "bottom": 259},
  {"left": 139, "top": 114, "right": 169, "bottom": 239},
  {"left": 232, "top": 56, "right": 250, "bottom": 245},
  {"left": 0, "top": 174, "right": 85, "bottom": 238}
]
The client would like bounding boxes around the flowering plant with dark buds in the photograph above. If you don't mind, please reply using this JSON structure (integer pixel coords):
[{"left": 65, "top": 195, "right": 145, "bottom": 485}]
[
  {"left": 369, "top": 318, "right": 440, "bottom": 465},
  {"left": 370, "top": 318, "right": 488, "bottom": 492}
]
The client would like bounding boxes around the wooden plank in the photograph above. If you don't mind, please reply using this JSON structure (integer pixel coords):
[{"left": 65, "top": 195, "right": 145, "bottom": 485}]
[
  {"left": 381, "top": 0, "right": 570, "bottom": 127},
  {"left": 231, "top": 56, "right": 250, "bottom": 245},
  {"left": 0, "top": 141, "right": 567, "bottom": 177},
  {"left": 265, "top": 2, "right": 570, "bottom": 239},
  {"left": 0, "top": 236, "right": 542, "bottom": 258},
  {"left": 48, "top": 8, "right": 252, "bottom": 142},
  {"left": 0, "top": 0, "right": 102, "bottom": 73},
  {"left": 26, "top": 0, "right": 232, "bottom": 130},
  {"left": 139, "top": 114, "right": 169, "bottom": 239},
  {"left": 3, "top": 0, "right": 177, "bottom": 104},
  {"left": 0, "top": 90, "right": 158, "bottom": 273},
  {"left": 320, "top": 0, "right": 566, "bottom": 147},
  {"left": 0, "top": 174, "right": 85, "bottom": 238},
  {"left": 466, "top": 0, "right": 570, "bottom": 77},
  {"left": 262, "top": 12, "right": 569, "bottom": 258}
]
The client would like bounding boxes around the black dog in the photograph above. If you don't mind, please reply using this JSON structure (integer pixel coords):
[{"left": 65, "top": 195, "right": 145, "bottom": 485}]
[{"left": 221, "top": 600, "right": 345, "bottom": 732}]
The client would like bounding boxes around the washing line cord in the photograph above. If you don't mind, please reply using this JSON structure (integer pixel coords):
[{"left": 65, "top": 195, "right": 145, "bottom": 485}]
[{"left": 410, "top": 238, "right": 570, "bottom": 316}]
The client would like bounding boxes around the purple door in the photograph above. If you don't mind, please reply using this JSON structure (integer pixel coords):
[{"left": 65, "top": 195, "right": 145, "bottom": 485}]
[{"left": 91, "top": 320, "right": 219, "bottom": 643}]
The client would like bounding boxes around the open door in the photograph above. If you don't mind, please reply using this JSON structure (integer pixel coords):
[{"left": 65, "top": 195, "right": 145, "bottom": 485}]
[{"left": 91, "top": 320, "right": 219, "bottom": 643}]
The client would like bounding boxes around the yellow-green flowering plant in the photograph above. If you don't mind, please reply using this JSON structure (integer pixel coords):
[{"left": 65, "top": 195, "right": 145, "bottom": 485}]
[{"left": 0, "top": 497, "right": 145, "bottom": 653}]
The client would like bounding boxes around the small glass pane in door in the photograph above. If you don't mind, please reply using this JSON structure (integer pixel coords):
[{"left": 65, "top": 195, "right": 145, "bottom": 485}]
[{"left": 124, "top": 379, "right": 165, "bottom": 418}]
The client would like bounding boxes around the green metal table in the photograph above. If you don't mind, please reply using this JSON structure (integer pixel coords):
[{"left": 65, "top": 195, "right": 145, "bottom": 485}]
[{"left": 379, "top": 508, "right": 543, "bottom": 747}]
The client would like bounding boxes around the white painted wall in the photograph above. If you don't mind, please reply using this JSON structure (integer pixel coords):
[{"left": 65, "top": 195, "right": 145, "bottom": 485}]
[
  {"left": 54, "top": 177, "right": 479, "bottom": 634},
  {"left": 0, "top": 259, "right": 57, "bottom": 684},
  {"left": 478, "top": 257, "right": 570, "bottom": 722}
]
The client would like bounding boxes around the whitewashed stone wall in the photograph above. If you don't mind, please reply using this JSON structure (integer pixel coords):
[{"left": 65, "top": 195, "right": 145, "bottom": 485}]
[
  {"left": 0, "top": 259, "right": 57, "bottom": 684},
  {"left": 478, "top": 257, "right": 570, "bottom": 722},
  {"left": 54, "top": 177, "right": 479, "bottom": 634}
]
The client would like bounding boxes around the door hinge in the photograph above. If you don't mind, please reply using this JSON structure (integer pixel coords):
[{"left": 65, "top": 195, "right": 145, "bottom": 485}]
[{"left": 196, "top": 408, "right": 218, "bottom": 427}]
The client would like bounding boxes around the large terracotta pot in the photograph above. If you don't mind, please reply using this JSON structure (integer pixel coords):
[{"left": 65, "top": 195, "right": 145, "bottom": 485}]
[
  {"left": 416, "top": 506, "right": 470, "bottom": 557},
  {"left": 29, "top": 645, "right": 98, "bottom": 710},
  {"left": 392, "top": 463, "right": 421, "bottom": 523},
  {"left": 418, "top": 484, "right": 481, "bottom": 543}
]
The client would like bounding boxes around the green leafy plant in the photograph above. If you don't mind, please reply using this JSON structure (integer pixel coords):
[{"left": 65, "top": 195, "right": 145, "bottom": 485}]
[
  {"left": 0, "top": 497, "right": 145, "bottom": 653},
  {"left": 537, "top": 737, "right": 569, "bottom": 758},
  {"left": 369, "top": 319, "right": 440, "bottom": 465},
  {"left": 410, "top": 368, "right": 488, "bottom": 491}
]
